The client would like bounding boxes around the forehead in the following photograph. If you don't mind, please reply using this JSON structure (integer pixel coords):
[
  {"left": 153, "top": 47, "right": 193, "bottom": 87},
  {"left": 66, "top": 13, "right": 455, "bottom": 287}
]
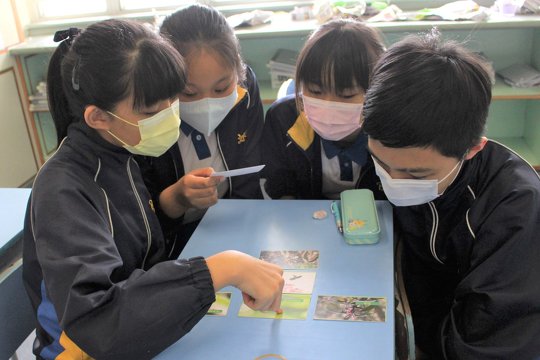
[
  {"left": 185, "top": 48, "right": 235, "bottom": 85},
  {"left": 368, "top": 138, "right": 450, "bottom": 171}
]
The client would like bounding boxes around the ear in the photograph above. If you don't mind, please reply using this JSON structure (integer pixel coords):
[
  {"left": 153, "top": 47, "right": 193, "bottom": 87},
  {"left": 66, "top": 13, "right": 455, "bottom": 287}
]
[
  {"left": 464, "top": 136, "right": 488, "bottom": 160},
  {"left": 84, "top": 105, "right": 112, "bottom": 131}
]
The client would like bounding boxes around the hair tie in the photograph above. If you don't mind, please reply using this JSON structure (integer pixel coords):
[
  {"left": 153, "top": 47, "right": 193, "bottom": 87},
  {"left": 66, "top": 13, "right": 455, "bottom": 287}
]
[{"left": 53, "top": 27, "right": 81, "bottom": 46}]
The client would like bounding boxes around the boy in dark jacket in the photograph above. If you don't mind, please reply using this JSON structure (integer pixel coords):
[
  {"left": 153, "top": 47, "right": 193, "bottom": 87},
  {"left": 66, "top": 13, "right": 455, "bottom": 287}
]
[{"left": 363, "top": 30, "right": 540, "bottom": 359}]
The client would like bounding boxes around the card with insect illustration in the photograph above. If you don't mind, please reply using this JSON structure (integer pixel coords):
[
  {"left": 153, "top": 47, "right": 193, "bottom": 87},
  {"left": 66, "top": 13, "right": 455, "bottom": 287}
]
[
  {"left": 207, "top": 292, "right": 232, "bottom": 316},
  {"left": 259, "top": 250, "right": 319, "bottom": 269},
  {"left": 282, "top": 270, "right": 316, "bottom": 294},
  {"left": 313, "top": 295, "right": 387, "bottom": 322},
  {"left": 238, "top": 293, "right": 311, "bottom": 320}
]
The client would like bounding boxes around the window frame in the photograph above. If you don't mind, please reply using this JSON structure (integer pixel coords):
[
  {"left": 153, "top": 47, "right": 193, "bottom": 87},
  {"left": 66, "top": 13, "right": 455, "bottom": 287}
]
[
  {"left": 29, "top": 0, "right": 317, "bottom": 22},
  {"left": 29, "top": 0, "right": 482, "bottom": 23}
]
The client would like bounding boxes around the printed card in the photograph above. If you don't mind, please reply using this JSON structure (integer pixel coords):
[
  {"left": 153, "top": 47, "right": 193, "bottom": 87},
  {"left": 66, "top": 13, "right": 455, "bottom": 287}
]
[
  {"left": 313, "top": 295, "right": 387, "bottom": 322},
  {"left": 238, "top": 294, "right": 311, "bottom": 320},
  {"left": 283, "top": 271, "right": 316, "bottom": 294},
  {"left": 259, "top": 250, "right": 319, "bottom": 269},
  {"left": 207, "top": 292, "right": 232, "bottom": 316}
]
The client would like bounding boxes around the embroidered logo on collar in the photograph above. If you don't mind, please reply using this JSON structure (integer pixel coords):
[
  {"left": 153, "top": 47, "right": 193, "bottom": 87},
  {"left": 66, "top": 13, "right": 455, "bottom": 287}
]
[
  {"left": 237, "top": 132, "right": 247, "bottom": 144},
  {"left": 149, "top": 199, "right": 155, "bottom": 213}
]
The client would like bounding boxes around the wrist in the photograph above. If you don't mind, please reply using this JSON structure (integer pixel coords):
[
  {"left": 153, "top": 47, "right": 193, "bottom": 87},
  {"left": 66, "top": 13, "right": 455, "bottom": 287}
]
[
  {"left": 159, "top": 186, "right": 188, "bottom": 218},
  {"left": 206, "top": 250, "right": 243, "bottom": 291}
]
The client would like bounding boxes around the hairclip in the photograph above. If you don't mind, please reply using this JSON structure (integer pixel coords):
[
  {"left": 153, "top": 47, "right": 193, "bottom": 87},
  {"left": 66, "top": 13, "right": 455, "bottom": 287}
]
[
  {"left": 71, "top": 59, "right": 80, "bottom": 91},
  {"left": 53, "top": 27, "right": 81, "bottom": 45}
]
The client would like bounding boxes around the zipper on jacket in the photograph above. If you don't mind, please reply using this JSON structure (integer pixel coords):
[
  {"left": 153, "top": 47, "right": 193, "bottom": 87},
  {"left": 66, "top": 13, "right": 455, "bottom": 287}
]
[
  {"left": 287, "top": 134, "right": 315, "bottom": 197},
  {"left": 428, "top": 202, "right": 444, "bottom": 264},
  {"left": 127, "top": 156, "right": 152, "bottom": 269}
]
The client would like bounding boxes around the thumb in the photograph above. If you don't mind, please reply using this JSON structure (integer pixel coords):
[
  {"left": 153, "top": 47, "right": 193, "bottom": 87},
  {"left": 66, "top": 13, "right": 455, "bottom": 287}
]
[{"left": 189, "top": 167, "right": 215, "bottom": 178}]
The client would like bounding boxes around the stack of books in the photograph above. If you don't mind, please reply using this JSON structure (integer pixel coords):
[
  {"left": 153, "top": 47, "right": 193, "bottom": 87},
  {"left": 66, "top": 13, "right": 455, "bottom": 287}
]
[
  {"left": 498, "top": 63, "right": 540, "bottom": 88},
  {"left": 29, "top": 81, "right": 48, "bottom": 112},
  {"left": 267, "top": 49, "right": 298, "bottom": 89}
]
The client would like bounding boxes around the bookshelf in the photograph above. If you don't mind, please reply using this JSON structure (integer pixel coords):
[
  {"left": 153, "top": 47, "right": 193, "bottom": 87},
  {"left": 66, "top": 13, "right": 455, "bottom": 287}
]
[{"left": 10, "top": 14, "right": 540, "bottom": 169}]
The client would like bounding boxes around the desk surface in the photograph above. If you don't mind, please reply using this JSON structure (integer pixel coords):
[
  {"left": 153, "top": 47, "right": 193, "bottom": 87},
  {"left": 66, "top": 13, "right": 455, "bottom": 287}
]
[
  {"left": 0, "top": 188, "right": 31, "bottom": 253},
  {"left": 156, "top": 199, "right": 394, "bottom": 360}
]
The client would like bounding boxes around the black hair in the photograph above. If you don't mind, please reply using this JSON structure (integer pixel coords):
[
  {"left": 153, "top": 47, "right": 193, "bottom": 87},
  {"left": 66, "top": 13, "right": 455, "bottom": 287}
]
[
  {"left": 295, "top": 18, "right": 385, "bottom": 105},
  {"left": 159, "top": 4, "right": 246, "bottom": 83},
  {"left": 362, "top": 29, "right": 494, "bottom": 158},
  {"left": 47, "top": 19, "right": 186, "bottom": 144}
]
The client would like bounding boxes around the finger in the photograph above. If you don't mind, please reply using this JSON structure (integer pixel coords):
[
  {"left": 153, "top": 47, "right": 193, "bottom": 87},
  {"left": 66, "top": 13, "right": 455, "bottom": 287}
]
[
  {"left": 185, "top": 186, "right": 218, "bottom": 199},
  {"left": 242, "top": 292, "right": 257, "bottom": 309},
  {"left": 269, "top": 289, "right": 283, "bottom": 313},
  {"left": 189, "top": 167, "right": 215, "bottom": 177}
]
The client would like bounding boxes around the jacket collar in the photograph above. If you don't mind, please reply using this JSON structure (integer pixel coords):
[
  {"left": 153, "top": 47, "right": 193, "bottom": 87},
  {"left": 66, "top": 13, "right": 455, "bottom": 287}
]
[
  {"left": 321, "top": 133, "right": 368, "bottom": 166},
  {"left": 287, "top": 112, "right": 315, "bottom": 151}
]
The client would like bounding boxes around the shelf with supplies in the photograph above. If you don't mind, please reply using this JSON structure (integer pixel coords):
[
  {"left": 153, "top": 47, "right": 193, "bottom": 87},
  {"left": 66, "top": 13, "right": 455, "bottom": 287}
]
[{"left": 9, "top": 15, "right": 540, "bottom": 169}]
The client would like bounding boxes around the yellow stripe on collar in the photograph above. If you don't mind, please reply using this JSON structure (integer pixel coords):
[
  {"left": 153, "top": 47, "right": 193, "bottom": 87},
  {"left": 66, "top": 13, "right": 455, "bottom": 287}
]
[
  {"left": 235, "top": 85, "right": 247, "bottom": 106},
  {"left": 287, "top": 112, "right": 315, "bottom": 151}
]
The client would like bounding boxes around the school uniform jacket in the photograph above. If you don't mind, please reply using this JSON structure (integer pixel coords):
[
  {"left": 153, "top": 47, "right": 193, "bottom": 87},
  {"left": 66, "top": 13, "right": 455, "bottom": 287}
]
[
  {"left": 137, "top": 66, "right": 264, "bottom": 254},
  {"left": 262, "top": 94, "right": 385, "bottom": 200},
  {"left": 23, "top": 122, "right": 215, "bottom": 360},
  {"left": 396, "top": 140, "right": 540, "bottom": 359}
]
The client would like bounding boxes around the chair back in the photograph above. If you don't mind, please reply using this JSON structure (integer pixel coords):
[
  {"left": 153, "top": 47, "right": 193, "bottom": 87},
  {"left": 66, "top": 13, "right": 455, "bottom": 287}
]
[{"left": 0, "top": 260, "right": 35, "bottom": 359}]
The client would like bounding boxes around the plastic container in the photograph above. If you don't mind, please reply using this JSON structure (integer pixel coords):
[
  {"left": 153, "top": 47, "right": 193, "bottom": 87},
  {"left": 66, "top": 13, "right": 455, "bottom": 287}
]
[{"left": 340, "top": 189, "right": 380, "bottom": 245}]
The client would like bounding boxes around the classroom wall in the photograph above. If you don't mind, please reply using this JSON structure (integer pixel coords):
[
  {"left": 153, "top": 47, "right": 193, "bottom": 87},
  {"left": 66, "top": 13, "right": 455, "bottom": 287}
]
[{"left": 0, "top": 0, "right": 38, "bottom": 187}]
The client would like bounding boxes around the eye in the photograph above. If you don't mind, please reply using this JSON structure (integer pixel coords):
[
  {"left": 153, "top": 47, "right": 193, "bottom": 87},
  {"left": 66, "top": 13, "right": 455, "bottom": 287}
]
[
  {"left": 181, "top": 87, "right": 197, "bottom": 97},
  {"left": 338, "top": 90, "right": 362, "bottom": 100},
  {"left": 307, "top": 87, "right": 322, "bottom": 95},
  {"left": 215, "top": 83, "right": 233, "bottom": 94}
]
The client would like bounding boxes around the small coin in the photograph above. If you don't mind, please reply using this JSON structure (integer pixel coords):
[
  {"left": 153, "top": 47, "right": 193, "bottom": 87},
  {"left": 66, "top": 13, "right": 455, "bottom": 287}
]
[{"left": 312, "top": 209, "right": 328, "bottom": 220}]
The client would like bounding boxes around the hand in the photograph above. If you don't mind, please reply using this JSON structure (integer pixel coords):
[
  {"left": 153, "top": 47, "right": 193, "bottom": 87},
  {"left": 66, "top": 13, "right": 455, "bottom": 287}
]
[
  {"left": 176, "top": 167, "right": 224, "bottom": 209},
  {"left": 158, "top": 167, "right": 224, "bottom": 218},
  {"left": 206, "top": 251, "right": 284, "bottom": 313}
]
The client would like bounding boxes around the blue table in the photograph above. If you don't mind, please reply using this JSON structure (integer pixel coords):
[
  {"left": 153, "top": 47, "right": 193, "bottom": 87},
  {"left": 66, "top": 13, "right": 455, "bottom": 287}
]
[
  {"left": 156, "top": 199, "right": 394, "bottom": 360},
  {"left": 0, "top": 188, "right": 34, "bottom": 359},
  {"left": 0, "top": 188, "right": 31, "bottom": 270}
]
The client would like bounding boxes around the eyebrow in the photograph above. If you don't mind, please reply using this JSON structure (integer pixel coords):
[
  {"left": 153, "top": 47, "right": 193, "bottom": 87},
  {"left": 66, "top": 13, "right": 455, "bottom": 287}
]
[{"left": 367, "top": 145, "right": 433, "bottom": 174}]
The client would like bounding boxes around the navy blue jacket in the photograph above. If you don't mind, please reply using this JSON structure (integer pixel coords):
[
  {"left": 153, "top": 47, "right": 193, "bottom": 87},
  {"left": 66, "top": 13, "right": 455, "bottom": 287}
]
[
  {"left": 23, "top": 123, "right": 215, "bottom": 360},
  {"left": 396, "top": 140, "right": 540, "bottom": 359}
]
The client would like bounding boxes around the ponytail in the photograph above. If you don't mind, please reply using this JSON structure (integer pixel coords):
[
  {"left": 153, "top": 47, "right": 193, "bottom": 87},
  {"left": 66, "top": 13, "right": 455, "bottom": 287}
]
[{"left": 47, "top": 28, "right": 81, "bottom": 144}]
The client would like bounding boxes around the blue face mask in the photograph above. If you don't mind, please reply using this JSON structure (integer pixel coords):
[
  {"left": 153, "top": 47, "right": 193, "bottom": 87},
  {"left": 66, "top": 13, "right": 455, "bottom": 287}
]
[{"left": 373, "top": 157, "right": 463, "bottom": 206}]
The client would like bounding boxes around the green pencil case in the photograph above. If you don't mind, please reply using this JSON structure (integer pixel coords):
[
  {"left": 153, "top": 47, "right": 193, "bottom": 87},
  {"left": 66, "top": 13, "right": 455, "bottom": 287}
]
[{"left": 340, "top": 189, "right": 380, "bottom": 245}]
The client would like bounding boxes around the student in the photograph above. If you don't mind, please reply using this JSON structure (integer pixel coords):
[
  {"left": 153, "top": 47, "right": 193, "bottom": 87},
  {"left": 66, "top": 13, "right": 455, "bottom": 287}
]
[
  {"left": 23, "top": 19, "right": 283, "bottom": 360},
  {"left": 262, "top": 19, "right": 386, "bottom": 200},
  {"left": 362, "top": 30, "right": 540, "bottom": 359},
  {"left": 138, "top": 4, "right": 265, "bottom": 253}
]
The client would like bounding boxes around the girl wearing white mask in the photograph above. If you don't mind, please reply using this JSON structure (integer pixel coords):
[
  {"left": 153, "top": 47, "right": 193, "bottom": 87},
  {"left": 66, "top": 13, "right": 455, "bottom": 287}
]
[
  {"left": 262, "top": 19, "right": 387, "bottom": 200},
  {"left": 24, "top": 19, "right": 283, "bottom": 360},
  {"left": 138, "top": 4, "right": 265, "bottom": 253}
]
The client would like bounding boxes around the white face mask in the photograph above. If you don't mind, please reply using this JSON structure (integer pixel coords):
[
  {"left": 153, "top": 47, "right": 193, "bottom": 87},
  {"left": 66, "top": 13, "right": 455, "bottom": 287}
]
[
  {"left": 179, "top": 87, "right": 238, "bottom": 136},
  {"left": 373, "top": 156, "right": 463, "bottom": 206},
  {"left": 302, "top": 95, "right": 363, "bottom": 141},
  {"left": 107, "top": 100, "right": 180, "bottom": 157}
]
